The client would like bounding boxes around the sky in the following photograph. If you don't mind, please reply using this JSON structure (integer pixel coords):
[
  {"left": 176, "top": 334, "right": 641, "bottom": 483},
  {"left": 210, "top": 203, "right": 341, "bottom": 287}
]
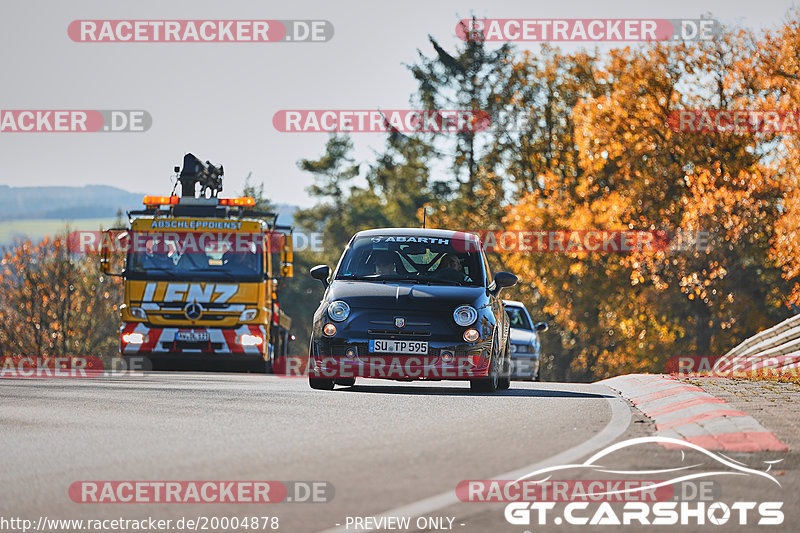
[{"left": 0, "top": 0, "right": 798, "bottom": 208}]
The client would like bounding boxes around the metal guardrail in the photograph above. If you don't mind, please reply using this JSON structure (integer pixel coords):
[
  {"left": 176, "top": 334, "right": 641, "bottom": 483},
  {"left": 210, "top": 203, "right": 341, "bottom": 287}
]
[{"left": 713, "top": 313, "right": 800, "bottom": 373}]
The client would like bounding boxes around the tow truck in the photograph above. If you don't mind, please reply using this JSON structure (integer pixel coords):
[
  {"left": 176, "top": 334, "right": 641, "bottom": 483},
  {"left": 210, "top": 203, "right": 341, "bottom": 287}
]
[{"left": 101, "top": 153, "right": 294, "bottom": 372}]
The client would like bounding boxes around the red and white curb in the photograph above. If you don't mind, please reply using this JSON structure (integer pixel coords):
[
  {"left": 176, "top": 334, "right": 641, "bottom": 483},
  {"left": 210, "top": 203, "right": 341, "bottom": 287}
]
[{"left": 601, "top": 374, "right": 788, "bottom": 452}]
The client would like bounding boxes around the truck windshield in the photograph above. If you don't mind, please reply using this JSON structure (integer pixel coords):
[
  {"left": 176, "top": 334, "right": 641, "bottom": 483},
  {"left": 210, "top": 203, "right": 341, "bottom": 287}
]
[
  {"left": 126, "top": 234, "right": 263, "bottom": 281},
  {"left": 335, "top": 235, "right": 483, "bottom": 286}
]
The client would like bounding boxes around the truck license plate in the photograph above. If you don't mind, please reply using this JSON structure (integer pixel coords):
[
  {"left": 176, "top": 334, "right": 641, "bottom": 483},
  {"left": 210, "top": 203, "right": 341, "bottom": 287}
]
[{"left": 176, "top": 331, "right": 210, "bottom": 342}]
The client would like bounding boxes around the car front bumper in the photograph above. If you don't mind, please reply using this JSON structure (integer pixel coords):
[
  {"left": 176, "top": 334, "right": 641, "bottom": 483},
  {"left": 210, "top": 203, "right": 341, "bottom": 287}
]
[{"left": 310, "top": 339, "right": 493, "bottom": 380}]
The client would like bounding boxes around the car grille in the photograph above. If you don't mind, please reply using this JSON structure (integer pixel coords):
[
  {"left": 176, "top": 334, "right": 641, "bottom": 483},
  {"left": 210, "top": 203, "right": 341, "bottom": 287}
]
[
  {"left": 327, "top": 343, "right": 484, "bottom": 358},
  {"left": 367, "top": 329, "right": 431, "bottom": 337}
]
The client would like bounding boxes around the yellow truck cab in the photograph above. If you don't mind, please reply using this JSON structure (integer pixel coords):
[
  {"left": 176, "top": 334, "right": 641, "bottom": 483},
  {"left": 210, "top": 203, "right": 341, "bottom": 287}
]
[{"left": 101, "top": 154, "right": 293, "bottom": 372}]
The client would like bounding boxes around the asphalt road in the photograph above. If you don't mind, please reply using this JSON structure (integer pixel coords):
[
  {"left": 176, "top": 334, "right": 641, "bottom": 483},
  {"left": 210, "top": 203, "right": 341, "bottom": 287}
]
[{"left": 1, "top": 374, "right": 796, "bottom": 533}]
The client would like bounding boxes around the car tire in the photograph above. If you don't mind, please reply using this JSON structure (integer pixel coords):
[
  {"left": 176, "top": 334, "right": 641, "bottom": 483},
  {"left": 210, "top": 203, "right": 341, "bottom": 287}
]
[
  {"left": 470, "top": 348, "right": 500, "bottom": 393},
  {"left": 309, "top": 377, "right": 336, "bottom": 390},
  {"left": 498, "top": 338, "right": 511, "bottom": 390}
]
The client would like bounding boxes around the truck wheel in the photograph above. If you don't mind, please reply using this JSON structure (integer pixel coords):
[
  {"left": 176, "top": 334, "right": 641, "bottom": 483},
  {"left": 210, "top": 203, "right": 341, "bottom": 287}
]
[
  {"left": 264, "top": 345, "right": 275, "bottom": 374},
  {"left": 122, "top": 355, "right": 152, "bottom": 372},
  {"left": 309, "top": 377, "right": 335, "bottom": 390}
]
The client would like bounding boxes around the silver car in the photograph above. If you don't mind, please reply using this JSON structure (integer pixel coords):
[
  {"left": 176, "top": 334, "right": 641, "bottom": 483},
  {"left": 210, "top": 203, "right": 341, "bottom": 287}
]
[{"left": 503, "top": 300, "right": 548, "bottom": 381}]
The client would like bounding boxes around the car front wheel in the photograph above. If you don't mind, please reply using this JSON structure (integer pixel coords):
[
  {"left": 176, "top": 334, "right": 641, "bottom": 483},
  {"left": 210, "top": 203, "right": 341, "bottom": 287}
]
[
  {"left": 498, "top": 339, "right": 511, "bottom": 390},
  {"left": 309, "top": 377, "right": 336, "bottom": 390},
  {"left": 470, "top": 349, "right": 500, "bottom": 393}
]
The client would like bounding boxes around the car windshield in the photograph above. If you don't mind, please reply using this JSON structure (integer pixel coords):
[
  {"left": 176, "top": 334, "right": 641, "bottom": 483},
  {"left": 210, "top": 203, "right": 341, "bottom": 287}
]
[
  {"left": 335, "top": 234, "right": 483, "bottom": 286},
  {"left": 506, "top": 307, "right": 532, "bottom": 330},
  {"left": 126, "top": 233, "right": 263, "bottom": 281}
]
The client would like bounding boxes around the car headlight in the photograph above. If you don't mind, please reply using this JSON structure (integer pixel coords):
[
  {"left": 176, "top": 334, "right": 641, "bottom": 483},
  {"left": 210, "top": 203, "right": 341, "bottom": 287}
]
[
  {"left": 512, "top": 343, "right": 534, "bottom": 354},
  {"left": 453, "top": 305, "right": 478, "bottom": 326},
  {"left": 130, "top": 307, "right": 147, "bottom": 320},
  {"left": 327, "top": 300, "right": 351, "bottom": 322},
  {"left": 239, "top": 309, "right": 258, "bottom": 322}
]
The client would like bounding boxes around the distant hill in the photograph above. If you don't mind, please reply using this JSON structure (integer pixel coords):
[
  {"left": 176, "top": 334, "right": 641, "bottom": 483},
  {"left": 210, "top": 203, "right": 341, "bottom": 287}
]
[
  {"left": 0, "top": 185, "right": 144, "bottom": 220},
  {"left": 0, "top": 185, "right": 299, "bottom": 246},
  {"left": 0, "top": 185, "right": 297, "bottom": 225}
]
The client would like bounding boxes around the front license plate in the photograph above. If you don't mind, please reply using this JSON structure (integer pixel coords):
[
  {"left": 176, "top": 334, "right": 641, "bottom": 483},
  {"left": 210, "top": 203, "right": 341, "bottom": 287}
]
[
  {"left": 369, "top": 339, "right": 428, "bottom": 354},
  {"left": 176, "top": 331, "right": 210, "bottom": 342}
]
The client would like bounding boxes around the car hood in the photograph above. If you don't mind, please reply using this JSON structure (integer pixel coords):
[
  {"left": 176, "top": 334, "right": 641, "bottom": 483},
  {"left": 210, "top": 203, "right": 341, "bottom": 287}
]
[
  {"left": 510, "top": 328, "right": 536, "bottom": 344},
  {"left": 326, "top": 280, "right": 487, "bottom": 310}
]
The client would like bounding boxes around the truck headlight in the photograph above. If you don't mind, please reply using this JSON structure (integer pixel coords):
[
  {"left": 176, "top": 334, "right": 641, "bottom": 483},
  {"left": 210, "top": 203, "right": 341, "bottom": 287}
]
[
  {"left": 239, "top": 309, "right": 258, "bottom": 322},
  {"left": 239, "top": 334, "right": 264, "bottom": 346},
  {"left": 130, "top": 307, "right": 147, "bottom": 319},
  {"left": 122, "top": 332, "right": 147, "bottom": 344},
  {"left": 453, "top": 305, "right": 478, "bottom": 326},
  {"left": 327, "top": 300, "right": 350, "bottom": 322}
]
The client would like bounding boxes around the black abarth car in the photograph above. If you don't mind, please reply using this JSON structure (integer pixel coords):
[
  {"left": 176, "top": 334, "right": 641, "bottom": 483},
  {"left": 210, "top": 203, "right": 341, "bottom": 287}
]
[{"left": 308, "top": 228, "right": 517, "bottom": 392}]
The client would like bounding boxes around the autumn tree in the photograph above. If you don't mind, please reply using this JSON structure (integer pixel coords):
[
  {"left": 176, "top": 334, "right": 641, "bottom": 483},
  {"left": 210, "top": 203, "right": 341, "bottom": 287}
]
[{"left": 0, "top": 235, "right": 122, "bottom": 359}]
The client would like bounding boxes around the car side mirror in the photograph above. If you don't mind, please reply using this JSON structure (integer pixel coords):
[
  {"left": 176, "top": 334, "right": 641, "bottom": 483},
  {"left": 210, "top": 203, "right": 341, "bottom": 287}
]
[
  {"left": 535, "top": 322, "right": 549, "bottom": 333},
  {"left": 491, "top": 271, "right": 517, "bottom": 295},
  {"left": 310, "top": 264, "right": 331, "bottom": 288}
]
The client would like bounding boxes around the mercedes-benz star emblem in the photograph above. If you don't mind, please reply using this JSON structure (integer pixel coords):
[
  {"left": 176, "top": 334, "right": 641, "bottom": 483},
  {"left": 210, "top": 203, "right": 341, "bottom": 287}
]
[
  {"left": 184, "top": 301, "right": 204, "bottom": 320},
  {"left": 394, "top": 317, "right": 406, "bottom": 329}
]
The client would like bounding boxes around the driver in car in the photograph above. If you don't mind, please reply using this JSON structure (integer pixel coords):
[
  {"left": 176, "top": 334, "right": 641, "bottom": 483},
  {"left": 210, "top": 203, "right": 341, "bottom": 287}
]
[
  {"left": 142, "top": 239, "right": 175, "bottom": 269},
  {"left": 437, "top": 253, "right": 467, "bottom": 282},
  {"left": 373, "top": 251, "right": 397, "bottom": 275}
]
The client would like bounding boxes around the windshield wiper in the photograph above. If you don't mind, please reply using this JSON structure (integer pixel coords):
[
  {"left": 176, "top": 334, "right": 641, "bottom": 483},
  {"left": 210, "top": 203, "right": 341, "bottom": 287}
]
[
  {"left": 190, "top": 268, "right": 238, "bottom": 280},
  {"left": 377, "top": 276, "right": 426, "bottom": 284},
  {"left": 423, "top": 278, "right": 470, "bottom": 286},
  {"left": 335, "top": 274, "right": 375, "bottom": 281},
  {"left": 140, "top": 266, "right": 177, "bottom": 279}
]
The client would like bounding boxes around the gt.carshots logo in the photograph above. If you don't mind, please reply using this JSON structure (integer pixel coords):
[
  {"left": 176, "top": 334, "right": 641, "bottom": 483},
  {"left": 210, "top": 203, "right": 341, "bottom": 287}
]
[
  {"left": 68, "top": 20, "right": 334, "bottom": 42},
  {"left": 485, "top": 437, "right": 784, "bottom": 527},
  {"left": 0, "top": 110, "right": 151, "bottom": 132}
]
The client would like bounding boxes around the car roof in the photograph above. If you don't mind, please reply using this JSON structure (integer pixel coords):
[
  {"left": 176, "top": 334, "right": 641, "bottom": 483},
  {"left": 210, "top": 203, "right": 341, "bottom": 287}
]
[
  {"left": 353, "top": 228, "right": 481, "bottom": 242},
  {"left": 502, "top": 299, "right": 526, "bottom": 307}
]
